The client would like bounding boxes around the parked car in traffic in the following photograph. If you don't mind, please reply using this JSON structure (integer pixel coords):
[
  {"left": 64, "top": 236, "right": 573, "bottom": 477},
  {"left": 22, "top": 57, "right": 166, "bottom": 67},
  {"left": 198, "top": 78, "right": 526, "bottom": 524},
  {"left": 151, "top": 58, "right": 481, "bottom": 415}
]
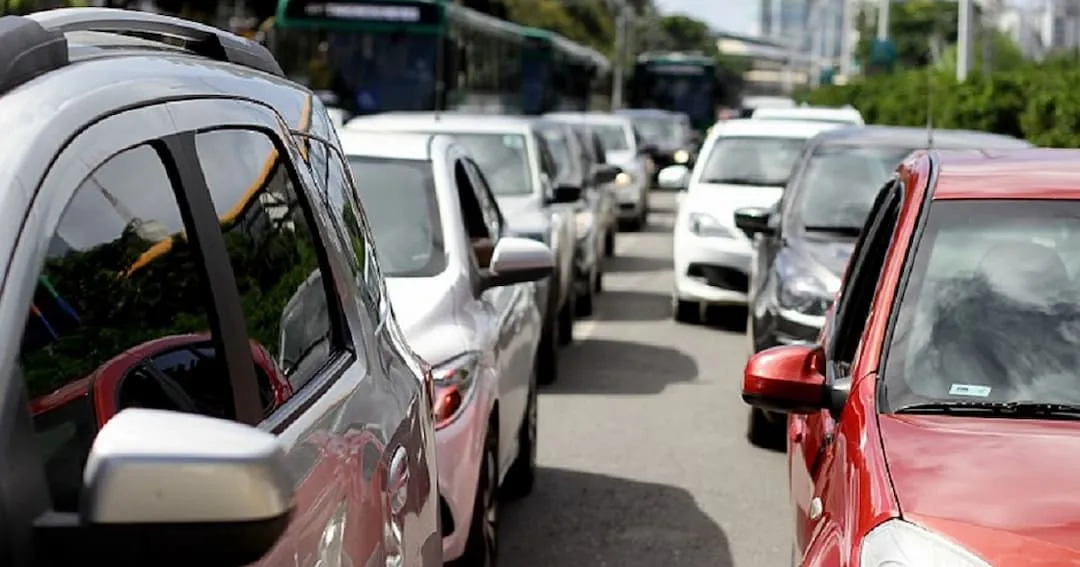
[
  {"left": 669, "top": 119, "right": 844, "bottom": 325},
  {"left": 535, "top": 118, "right": 616, "bottom": 315},
  {"left": 547, "top": 117, "right": 621, "bottom": 257},
  {"left": 546, "top": 111, "right": 654, "bottom": 230},
  {"left": 1, "top": 8, "right": 440, "bottom": 566},
  {"left": 344, "top": 112, "right": 581, "bottom": 383},
  {"left": 743, "top": 147, "right": 1080, "bottom": 567},
  {"left": 736, "top": 126, "right": 1033, "bottom": 446},
  {"left": 750, "top": 105, "right": 865, "bottom": 126},
  {"left": 336, "top": 129, "right": 554, "bottom": 565},
  {"left": 616, "top": 108, "right": 701, "bottom": 179}
]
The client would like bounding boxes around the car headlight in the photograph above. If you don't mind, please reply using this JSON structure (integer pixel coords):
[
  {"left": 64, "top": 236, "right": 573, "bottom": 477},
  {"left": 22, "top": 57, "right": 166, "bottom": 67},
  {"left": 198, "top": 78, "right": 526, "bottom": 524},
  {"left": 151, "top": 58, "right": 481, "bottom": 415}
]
[
  {"left": 861, "top": 520, "right": 991, "bottom": 567},
  {"left": 614, "top": 171, "right": 634, "bottom": 186},
  {"left": 776, "top": 274, "right": 831, "bottom": 316},
  {"left": 574, "top": 210, "right": 595, "bottom": 238},
  {"left": 673, "top": 149, "right": 690, "bottom": 164},
  {"left": 687, "top": 212, "right": 735, "bottom": 238}
]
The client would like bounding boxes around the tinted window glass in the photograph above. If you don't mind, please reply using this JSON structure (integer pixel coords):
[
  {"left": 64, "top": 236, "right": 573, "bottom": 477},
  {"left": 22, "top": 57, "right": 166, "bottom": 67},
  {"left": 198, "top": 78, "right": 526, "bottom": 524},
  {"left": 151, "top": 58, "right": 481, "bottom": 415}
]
[
  {"left": 196, "top": 129, "right": 335, "bottom": 391},
  {"left": 347, "top": 156, "right": 446, "bottom": 277},
  {"left": 453, "top": 133, "right": 533, "bottom": 196},
  {"left": 632, "top": 116, "right": 678, "bottom": 145},
  {"left": 697, "top": 136, "right": 807, "bottom": 187},
  {"left": 792, "top": 146, "right": 913, "bottom": 229},
  {"left": 590, "top": 123, "right": 630, "bottom": 152},
  {"left": 883, "top": 201, "right": 1080, "bottom": 410},
  {"left": 539, "top": 127, "right": 574, "bottom": 177},
  {"left": 21, "top": 144, "right": 230, "bottom": 512}
]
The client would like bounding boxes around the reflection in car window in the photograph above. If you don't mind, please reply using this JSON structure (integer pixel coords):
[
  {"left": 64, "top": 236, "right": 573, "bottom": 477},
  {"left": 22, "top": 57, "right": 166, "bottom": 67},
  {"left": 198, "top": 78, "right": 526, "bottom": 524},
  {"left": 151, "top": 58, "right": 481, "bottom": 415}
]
[
  {"left": 453, "top": 133, "right": 533, "bottom": 196},
  {"left": 792, "top": 146, "right": 913, "bottom": 229},
  {"left": 196, "top": 129, "right": 335, "bottom": 391},
  {"left": 697, "top": 136, "right": 807, "bottom": 187},
  {"left": 347, "top": 156, "right": 447, "bottom": 278},
  {"left": 20, "top": 144, "right": 224, "bottom": 513},
  {"left": 632, "top": 117, "right": 678, "bottom": 145},
  {"left": 539, "top": 127, "right": 573, "bottom": 177},
  {"left": 589, "top": 123, "right": 630, "bottom": 152},
  {"left": 885, "top": 201, "right": 1080, "bottom": 410}
]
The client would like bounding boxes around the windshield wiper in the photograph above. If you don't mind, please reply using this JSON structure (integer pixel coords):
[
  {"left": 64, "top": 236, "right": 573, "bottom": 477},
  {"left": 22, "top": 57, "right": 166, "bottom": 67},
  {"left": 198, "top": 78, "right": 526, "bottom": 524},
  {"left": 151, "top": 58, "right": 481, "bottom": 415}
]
[
  {"left": 700, "top": 177, "right": 779, "bottom": 186},
  {"left": 895, "top": 401, "right": 1080, "bottom": 420},
  {"left": 803, "top": 225, "right": 861, "bottom": 237}
]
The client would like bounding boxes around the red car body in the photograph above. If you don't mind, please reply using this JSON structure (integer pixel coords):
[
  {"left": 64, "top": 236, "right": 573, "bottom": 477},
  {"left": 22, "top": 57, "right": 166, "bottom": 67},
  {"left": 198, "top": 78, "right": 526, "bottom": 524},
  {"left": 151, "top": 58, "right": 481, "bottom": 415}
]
[{"left": 743, "top": 148, "right": 1080, "bottom": 566}]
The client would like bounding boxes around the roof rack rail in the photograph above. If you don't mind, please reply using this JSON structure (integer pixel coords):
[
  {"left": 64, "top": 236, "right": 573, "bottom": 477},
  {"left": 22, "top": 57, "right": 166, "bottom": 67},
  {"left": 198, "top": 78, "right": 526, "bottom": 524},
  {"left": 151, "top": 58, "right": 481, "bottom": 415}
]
[{"left": 30, "top": 8, "right": 284, "bottom": 77}]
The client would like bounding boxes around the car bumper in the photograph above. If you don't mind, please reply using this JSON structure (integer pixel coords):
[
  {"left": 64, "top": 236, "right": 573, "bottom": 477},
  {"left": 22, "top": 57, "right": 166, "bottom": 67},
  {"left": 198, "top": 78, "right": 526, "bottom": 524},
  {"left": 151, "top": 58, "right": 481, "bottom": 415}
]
[
  {"left": 673, "top": 234, "right": 753, "bottom": 306},
  {"left": 612, "top": 183, "right": 646, "bottom": 220},
  {"left": 436, "top": 383, "right": 494, "bottom": 561}
]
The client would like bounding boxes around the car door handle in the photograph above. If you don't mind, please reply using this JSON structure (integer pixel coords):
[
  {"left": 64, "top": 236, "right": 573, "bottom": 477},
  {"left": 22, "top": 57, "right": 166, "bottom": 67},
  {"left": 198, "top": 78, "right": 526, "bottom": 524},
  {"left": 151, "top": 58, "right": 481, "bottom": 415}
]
[{"left": 387, "top": 446, "right": 410, "bottom": 515}]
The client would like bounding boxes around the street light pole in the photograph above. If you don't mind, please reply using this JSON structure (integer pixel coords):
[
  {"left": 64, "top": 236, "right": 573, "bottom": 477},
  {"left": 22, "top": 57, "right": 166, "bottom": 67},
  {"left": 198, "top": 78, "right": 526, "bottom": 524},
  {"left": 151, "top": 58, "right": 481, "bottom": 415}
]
[
  {"left": 876, "top": 0, "right": 890, "bottom": 40},
  {"left": 611, "top": 1, "right": 627, "bottom": 109},
  {"left": 957, "top": 0, "right": 972, "bottom": 81}
]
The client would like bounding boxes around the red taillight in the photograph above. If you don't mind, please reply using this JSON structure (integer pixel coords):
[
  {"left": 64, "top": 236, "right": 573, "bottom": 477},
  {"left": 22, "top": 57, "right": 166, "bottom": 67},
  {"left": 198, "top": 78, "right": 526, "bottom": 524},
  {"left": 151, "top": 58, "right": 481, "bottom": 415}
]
[
  {"left": 433, "top": 385, "right": 463, "bottom": 429},
  {"left": 429, "top": 352, "right": 481, "bottom": 430}
]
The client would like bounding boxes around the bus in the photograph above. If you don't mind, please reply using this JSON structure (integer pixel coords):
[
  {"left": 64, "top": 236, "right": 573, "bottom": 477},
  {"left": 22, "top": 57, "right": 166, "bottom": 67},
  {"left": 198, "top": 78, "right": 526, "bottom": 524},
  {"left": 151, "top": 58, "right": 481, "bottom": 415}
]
[
  {"left": 270, "top": 0, "right": 611, "bottom": 117},
  {"left": 519, "top": 26, "right": 611, "bottom": 114},
  {"left": 627, "top": 52, "right": 720, "bottom": 134}
]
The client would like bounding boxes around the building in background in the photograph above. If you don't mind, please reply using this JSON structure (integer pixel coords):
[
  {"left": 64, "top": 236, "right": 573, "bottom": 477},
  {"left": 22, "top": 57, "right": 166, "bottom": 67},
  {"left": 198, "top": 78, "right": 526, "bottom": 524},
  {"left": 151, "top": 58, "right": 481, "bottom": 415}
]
[{"left": 759, "top": 0, "right": 853, "bottom": 87}]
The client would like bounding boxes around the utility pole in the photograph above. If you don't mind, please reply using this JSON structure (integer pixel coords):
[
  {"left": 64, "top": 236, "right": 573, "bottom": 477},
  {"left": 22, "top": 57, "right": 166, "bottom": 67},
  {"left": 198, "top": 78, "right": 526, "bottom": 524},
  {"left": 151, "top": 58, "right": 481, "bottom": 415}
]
[
  {"left": 957, "top": 0, "right": 972, "bottom": 81},
  {"left": 611, "top": 1, "right": 628, "bottom": 109},
  {"left": 877, "top": 0, "right": 890, "bottom": 40},
  {"left": 840, "top": 0, "right": 856, "bottom": 78}
]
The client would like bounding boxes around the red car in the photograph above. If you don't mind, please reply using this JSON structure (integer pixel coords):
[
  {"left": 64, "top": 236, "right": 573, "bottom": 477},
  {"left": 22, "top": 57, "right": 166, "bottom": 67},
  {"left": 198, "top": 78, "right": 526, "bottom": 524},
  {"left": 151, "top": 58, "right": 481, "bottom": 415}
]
[{"left": 743, "top": 147, "right": 1080, "bottom": 566}]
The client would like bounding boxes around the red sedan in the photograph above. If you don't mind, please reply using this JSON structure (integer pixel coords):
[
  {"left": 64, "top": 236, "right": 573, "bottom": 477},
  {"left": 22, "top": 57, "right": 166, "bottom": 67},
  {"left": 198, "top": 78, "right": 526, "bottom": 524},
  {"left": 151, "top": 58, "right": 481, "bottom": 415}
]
[{"left": 743, "top": 147, "right": 1080, "bottom": 566}]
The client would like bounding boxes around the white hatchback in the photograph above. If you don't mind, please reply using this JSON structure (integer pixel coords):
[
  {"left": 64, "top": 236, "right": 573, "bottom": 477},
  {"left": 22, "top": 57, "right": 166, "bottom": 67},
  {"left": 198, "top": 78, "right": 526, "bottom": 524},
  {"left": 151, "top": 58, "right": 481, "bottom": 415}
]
[{"left": 669, "top": 119, "right": 845, "bottom": 323}]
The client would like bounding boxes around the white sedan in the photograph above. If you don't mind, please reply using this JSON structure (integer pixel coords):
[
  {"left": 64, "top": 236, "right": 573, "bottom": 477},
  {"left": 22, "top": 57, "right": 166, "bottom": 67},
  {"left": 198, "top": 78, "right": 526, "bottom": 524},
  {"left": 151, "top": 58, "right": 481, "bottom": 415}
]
[{"left": 665, "top": 119, "right": 846, "bottom": 324}]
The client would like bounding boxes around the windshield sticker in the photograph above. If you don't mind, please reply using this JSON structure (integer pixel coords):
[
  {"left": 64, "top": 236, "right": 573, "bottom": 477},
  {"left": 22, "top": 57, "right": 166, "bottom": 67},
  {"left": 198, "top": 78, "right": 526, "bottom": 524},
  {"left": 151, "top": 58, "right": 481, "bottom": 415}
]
[
  {"left": 948, "top": 384, "right": 992, "bottom": 397},
  {"left": 503, "top": 135, "right": 524, "bottom": 150}
]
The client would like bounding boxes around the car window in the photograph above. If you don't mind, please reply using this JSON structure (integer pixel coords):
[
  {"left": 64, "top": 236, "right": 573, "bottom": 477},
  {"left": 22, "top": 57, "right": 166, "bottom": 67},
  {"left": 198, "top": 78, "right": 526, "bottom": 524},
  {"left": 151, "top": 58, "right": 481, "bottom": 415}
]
[
  {"left": 453, "top": 159, "right": 496, "bottom": 269},
  {"left": 539, "top": 127, "right": 574, "bottom": 178},
  {"left": 696, "top": 136, "right": 808, "bottom": 187},
  {"left": 790, "top": 145, "right": 913, "bottom": 230},
  {"left": 347, "top": 155, "right": 447, "bottom": 278},
  {"left": 590, "top": 123, "right": 630, "bottom": 152},
  {"left": 534, "top": 134, "right": 559, "bottom": 180},
  {"left": 452, "top": 133, "right": 533, "bottom": 196},
  {"left": 20, "top": 143, "right": 233, "bottom": 513},
  {"left": 195, "top": 129, "right": 338, "bottom": 391},
  {"left": 464, "top": 159, "right": 505, "bottom": 238},
  {"left": 884, "top": 200, "right": 1080, "bottom": 410}
]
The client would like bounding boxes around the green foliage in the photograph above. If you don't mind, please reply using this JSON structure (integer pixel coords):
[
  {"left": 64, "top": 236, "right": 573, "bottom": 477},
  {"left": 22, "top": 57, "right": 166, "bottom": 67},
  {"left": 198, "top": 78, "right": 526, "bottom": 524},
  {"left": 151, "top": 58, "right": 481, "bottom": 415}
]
[{"left": 803, "top": 61, "right": 1080, "bottom": 147}]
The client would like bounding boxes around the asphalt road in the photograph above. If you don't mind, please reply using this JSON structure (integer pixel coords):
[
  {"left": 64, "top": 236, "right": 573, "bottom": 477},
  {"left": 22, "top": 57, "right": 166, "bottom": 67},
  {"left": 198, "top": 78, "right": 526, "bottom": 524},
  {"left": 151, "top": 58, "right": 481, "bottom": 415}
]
[{"left": 499, "top": 189, "right": 790, "bottom": 567}]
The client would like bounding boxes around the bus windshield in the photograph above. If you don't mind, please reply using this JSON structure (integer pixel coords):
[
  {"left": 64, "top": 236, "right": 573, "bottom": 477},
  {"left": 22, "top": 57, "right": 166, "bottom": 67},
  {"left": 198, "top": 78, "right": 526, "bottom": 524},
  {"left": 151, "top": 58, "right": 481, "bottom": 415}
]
[{"left": 325, "top": 31, "right": 437, "bottom": 114}]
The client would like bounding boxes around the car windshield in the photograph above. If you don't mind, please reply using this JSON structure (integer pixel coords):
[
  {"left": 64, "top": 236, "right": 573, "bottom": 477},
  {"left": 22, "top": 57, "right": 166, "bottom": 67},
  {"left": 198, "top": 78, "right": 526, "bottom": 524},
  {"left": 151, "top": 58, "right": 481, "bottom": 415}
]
[
  {"left": 347, "top": 156, "right": 447, "bottom": 277},
  {"left": 792, "top": 145, "right": 914, "bottom": 229},
  {"left": 539, "top": 128, "right": 574, "bottom": 178},
  {"left": 883, "top": 200, "right": 1080, "bottom": 411},
  {"left": 451, "top": 133, "right": 534, "bottom": 196},
  {"left": 696, "top": 136, "right": 808, "bottom": 186},
  {"left": 632, "top": 116, "right": 679, "bottom": 145},
  {"left": 589, "top": 123, "right": 630, "bottom": 152}
]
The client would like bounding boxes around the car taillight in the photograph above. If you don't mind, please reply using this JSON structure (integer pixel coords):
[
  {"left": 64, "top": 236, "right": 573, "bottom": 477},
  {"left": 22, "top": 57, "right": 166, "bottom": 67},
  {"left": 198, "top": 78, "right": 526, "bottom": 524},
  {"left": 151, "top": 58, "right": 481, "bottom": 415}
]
[{"left": 430, "top": 352, "right": 482, "bottom": 430}]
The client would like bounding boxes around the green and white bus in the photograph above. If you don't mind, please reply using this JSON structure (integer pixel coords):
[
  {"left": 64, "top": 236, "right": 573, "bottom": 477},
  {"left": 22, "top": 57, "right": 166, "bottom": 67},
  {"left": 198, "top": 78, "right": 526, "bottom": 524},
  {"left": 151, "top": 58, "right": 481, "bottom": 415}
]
[
  {"left": 628, "top": 51, "right": 720, "bottom": 134},
  {"left": 269, "top": 0, "right": 610, "bottom": 117}
]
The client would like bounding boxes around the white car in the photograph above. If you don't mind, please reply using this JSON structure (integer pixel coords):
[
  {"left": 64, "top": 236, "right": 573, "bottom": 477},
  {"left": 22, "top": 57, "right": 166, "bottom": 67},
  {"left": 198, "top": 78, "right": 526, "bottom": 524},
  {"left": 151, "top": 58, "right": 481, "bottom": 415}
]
[
  {"left": 751, "top": 105, "right": 865, "bottom": 126},
  {"left": 667, "top": 119, "right": 845, "bottom": 323}
]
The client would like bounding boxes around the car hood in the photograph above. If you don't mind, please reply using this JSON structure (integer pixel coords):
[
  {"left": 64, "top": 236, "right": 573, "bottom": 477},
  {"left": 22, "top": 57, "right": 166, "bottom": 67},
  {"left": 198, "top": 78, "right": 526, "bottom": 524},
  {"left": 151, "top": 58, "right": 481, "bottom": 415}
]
[
  {"left": 385, "top": 275, "right": 469, "bottom": 365},
  {"left": 495, "top": 195, "right": 550, "bottom": 235},
  {"left": 605, "top": 149, "right": 637, "bottom": 167},
  {"left": 683, "top": 183, "right": 784, "bottom": 228},
  {"left": 880, "top": 414, "right": 1080, "bottom": 564}
]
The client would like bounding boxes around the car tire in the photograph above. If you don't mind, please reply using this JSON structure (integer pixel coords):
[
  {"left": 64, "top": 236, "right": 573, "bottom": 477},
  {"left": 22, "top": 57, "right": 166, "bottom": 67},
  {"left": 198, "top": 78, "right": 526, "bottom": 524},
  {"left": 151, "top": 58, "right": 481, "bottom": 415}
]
[
  {"left": 451, "top": 427, "right": 499, "bottom": 567},
  {"left": 576, "top": 273, "right": 595, "bottom": 317},
  {"left": 536, "top": 320, "right": 558, "bottom": 385},
  {"left": 673, "top": 298, "right": 698, "bottom": 324},
  {"left": 747, "top": 407, "right": 783, "bottom": 449},
  {"left": 593, "top": 266, "right": 603, "bottom": 294},
  {"left": 557, "top": 295, "right": 574, "bottom": 346},
  {"left": 502, "top": 369, "right": 537, "bottom": 500},
  {"left": 603, "top": 229, "right": 615, "bottom": 258}
]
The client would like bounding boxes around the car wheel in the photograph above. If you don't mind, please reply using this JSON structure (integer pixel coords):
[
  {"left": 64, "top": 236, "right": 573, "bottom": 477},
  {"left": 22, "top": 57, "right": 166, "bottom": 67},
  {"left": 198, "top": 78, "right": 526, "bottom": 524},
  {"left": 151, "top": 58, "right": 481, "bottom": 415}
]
[
  {"left": 593, "top": 266, "right": 603, "bottom": 293},
  {"left": 452, "top": 428, "right": 499, "bottom": 567},
  {"left": 576, "top": 274, "right": 595, "bottom": 317},
  {"left": 502, "top": 369, "right": 537, "bottom": 500},
  {"left": 603, "top": 229, "right": 615, "bottom": 258},
  {"left": 747, "top": 407, "right": 784, "bottom": 449},
  {"left": 536, "top": 320, "right": 558, "bottom": 385},
  {"left": 673, "top": 298, "right": 698, "bottom": 324},
  {"left": 557, "top": 295, "right": 574, "bottom": 346}
]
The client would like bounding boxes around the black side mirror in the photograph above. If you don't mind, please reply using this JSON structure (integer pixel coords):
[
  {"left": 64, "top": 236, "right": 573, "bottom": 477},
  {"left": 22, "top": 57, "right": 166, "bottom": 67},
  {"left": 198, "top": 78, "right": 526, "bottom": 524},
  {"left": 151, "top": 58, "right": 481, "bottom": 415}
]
[
  {"left": 551, "top": 183, "right": 582, "bottom": 203},
  {"left": 591, "top": 164, "right": 621, "bottom": 185},
  {"left": 734, "top": 207, "right": 775, "bottom": 237}
]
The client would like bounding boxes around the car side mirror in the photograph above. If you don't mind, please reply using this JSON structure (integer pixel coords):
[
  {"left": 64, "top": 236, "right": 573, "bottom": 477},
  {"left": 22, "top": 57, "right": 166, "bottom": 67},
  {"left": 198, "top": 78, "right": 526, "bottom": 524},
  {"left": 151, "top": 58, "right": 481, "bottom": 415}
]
[
  {"left": 734, "top": 206, "right": 775, "bottom": 237},
  {"left": 35, "top": 408, "right": 293, "bottom": 566},
  {"left": 657, "top": 165, "right": 691, "bottom": 190},
  {"left": 742, "top": 344, "right": 827, "bottom": 414},
  {"left": 550, "top": 183, "right": 582, "bottom": 204},
  {"left": 591, "top": 163, "right": 621, "bottom": 185},
  {"left": 482, "top": 236, "right": 555, "bottom": 289}
]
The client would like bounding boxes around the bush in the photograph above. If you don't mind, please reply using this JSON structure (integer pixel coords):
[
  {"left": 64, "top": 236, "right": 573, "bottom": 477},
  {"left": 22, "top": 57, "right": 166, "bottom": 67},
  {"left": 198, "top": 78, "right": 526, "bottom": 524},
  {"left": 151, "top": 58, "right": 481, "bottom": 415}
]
[{"left": 802, "top": 61, "right": 1080, "bottom": 147}]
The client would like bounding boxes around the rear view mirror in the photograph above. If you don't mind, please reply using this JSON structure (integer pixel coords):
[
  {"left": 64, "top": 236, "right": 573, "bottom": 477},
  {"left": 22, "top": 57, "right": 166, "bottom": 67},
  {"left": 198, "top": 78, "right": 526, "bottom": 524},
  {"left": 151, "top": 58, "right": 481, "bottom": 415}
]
[
  {"left": 483, "top": 236, "right": 554, "bottom": 289},
  {"left": 734, "top": 206, "right": 774, "bottom": 237},
  {"left": 657, "top": 165, "right": 690, "bottom": 190},
  {"left": 742, "top": 344, "right": 827, "bottom": 414},
  {"left": 36, "top": 408, "right": 293, "bottom": 566},
  {"left": 550, "top": 183, "right": 582, "bottom": 204},
  {"left": 591, "top": 163, "right": 621, "bottom": 185}
]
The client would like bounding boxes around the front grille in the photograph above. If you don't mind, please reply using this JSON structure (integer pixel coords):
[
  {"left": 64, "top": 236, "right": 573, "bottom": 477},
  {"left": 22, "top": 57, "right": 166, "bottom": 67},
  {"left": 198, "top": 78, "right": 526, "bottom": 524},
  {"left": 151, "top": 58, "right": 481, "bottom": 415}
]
[{"left": 687, "top": 263, "right": 749, "bottom": 292}]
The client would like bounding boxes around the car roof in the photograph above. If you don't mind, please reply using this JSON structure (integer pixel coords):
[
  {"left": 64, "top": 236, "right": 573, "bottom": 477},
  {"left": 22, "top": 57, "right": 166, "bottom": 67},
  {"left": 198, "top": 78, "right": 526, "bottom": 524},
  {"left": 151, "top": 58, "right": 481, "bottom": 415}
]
[
  {"left": 814, "top": 125, "right": 1032, "bottom": 150},
  {"left": 345, "top": 112, "right": 535, "bottom": 134},
  {"left": 709, "top": 118, "right": 844, "bottom": 139},
  {"left": 336, "top": 129, "right": 435, "bottom": 161},
  {"left": 927, "top": 148, "right": 1080, "bottom": 200},
  {"left": 752, "top": 106, "right": 864, "bottom": 124},
  {"left": 545, "top": 111, "right": 632, "bottom": 127},
  {"left": 616, "top": 108, "right": 675, "bottom": 118}
]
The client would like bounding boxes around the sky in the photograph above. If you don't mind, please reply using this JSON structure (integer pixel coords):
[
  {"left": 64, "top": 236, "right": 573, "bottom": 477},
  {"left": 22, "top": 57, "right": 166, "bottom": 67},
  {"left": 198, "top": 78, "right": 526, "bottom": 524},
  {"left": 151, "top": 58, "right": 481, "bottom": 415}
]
[{"left": 653, "top": 0, "right": 758, "bottom": 36}]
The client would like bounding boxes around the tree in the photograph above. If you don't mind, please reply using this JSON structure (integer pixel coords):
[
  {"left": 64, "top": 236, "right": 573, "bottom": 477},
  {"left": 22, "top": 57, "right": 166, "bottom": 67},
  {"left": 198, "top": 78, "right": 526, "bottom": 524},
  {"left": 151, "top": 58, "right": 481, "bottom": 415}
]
[
  {"left": 655, "top": 14, "right": 719, "bottom": 57},
  {"left": 855, "top": 0, "right": 961, "bottom": 70}
]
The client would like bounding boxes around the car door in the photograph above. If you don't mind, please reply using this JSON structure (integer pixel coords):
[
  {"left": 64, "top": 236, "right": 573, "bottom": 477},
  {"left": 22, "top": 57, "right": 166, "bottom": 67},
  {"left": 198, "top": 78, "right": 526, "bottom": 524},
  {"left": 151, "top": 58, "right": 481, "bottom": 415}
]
[
  {"left": 293, "top": 108, "right": 440, "bottom": 566},
  {"left": 792, "top": 181, "right": 902, "bottom": 561},
  {"left": 462, "top": 157, "right": 531, "bottom": 470}
]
